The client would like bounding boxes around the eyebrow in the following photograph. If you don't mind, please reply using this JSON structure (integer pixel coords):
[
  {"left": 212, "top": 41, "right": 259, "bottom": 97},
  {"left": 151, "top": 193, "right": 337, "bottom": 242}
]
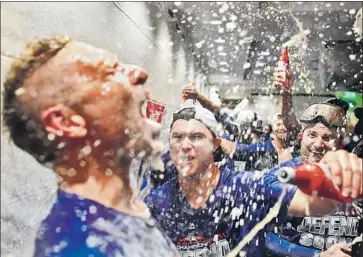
[
  {"left": 171, "top": 131, "right": 206, "bottom": 137},
  {"left": 308, "top": 131, "right": 334, "bottom": 137}
]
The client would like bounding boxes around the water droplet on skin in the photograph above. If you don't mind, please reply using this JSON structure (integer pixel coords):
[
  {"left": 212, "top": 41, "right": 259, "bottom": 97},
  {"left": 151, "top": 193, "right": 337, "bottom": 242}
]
[
  {"left": 79, "top": 160, "right": 86, "bottom": 167},
  {"left": 93, "top": 140, "right": 101, "bottom": 147},
  {"left": 196, "top": 196, "right": 203, "bottom": 204},
  {"left": 15, "top": 87, "right": 25, "bottom": 96},
  {"left": 67, "top": 168, "right": 77, "bottom": 177},
  {"left": 81, "top": 146, "right": 92, "bottom": 156},
  {"left": 105, "top": 168, "right": 113, "bottom": 176}
]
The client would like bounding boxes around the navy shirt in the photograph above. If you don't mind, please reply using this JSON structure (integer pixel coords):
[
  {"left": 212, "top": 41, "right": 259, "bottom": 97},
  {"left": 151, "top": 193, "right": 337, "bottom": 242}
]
[
  {"left": 145, "top": 165, "right": 297, "bottom": 257},
  {"left": 234, "top": 140, "right": 279, "bottom": 171},
  {"left": 265, "top": 157, "right": 363, "bottom": 257},
  {"left": 34, "top": 190, "right": 179, "bottom": 257}
]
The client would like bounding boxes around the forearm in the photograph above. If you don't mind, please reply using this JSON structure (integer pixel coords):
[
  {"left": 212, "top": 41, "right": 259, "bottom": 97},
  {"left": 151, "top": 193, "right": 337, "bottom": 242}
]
[
  {"left": 281, "top": 90, "right": 301, "bottom": 133},
  {"left": 288, "top": 189, "right": 342, "bottom": 217},
  {"left": 196, "top": 93, "right": 221, "bottom": 113}
]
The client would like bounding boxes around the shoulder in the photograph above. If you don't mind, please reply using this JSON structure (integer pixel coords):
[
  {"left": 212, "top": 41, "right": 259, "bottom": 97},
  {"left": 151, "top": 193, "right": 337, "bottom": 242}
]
[
  {"left": 145, "top": 177, "right": 178, "bottom": 209},
  {"left": 34, "top": 214, "right": 99, "bottom": 257},
  {"left": 218, "top": 166, "right": 264, "bottom": 191}
]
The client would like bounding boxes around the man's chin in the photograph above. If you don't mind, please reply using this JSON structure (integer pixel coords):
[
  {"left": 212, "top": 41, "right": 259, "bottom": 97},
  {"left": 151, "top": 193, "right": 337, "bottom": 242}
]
[{"left": 177, "top": 165, "right": 198, "bottom": 178}]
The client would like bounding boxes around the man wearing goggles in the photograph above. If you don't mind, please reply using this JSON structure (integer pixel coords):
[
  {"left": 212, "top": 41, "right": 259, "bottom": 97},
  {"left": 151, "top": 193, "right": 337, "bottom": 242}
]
[
  {"left": 145, "top": 104, "right": 362, "bottom": 257},
  {"left": 266, "top": 70, "right": 361, "bottom": 257},
  {"left": 299, "top": 101, "right": 348, "bottom": 164}
]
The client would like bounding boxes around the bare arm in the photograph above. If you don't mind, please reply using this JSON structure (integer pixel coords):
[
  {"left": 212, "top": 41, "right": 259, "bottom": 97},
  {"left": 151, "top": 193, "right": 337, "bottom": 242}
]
[
  {"left": 281, "top": 89, "right": 301, "bottom": 134},
  {"left": 196, "top": 92, "right": 222, "bottom": 113},
  {"left": 182, "top": 83, "right": 221, "bottom": 113},
  {"left": 273, "top": 69, "right": 301, "bottom": 134}
]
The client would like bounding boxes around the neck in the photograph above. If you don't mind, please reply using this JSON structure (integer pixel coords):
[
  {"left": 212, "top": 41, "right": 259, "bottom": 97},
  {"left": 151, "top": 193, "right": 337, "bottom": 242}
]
[
  {"left": 179, "top": 164, "right": 220, "bottom": 209},
  {"left": 54, "top": 143, "right": 148, "bottom": 218}
]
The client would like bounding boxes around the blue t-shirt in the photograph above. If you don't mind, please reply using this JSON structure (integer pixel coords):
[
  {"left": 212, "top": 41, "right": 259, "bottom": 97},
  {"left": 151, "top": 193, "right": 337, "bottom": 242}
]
[
  {"left": 145, "top": 165, "right": 297, "bottom": 257},
  {"left": 34, "top": 190, "right": 179, "bottom": 257},
  {"left": 265, "top": 157, "right": 363, "bottom": 257},
  {"left": 234, "top": 140, "right": 278, "bottom": 171}
]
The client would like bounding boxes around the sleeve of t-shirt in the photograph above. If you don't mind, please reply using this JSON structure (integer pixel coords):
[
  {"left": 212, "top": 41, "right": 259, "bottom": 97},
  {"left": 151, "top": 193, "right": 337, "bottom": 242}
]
[
  {"left": 233, "top": 165, "right": 297, "bottom": 227},
  {"left": 232, "top": 141, "right": 267, "bottom": 161},
  {"left": 261, "top": 166, "right": 298, "bottom": 225},
  {"left": 145, "top": 189, "right": 158, "bottom": 217}
]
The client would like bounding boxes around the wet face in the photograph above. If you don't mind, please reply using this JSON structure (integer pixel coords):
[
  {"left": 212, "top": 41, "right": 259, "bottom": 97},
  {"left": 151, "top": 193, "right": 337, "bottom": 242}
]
[
  {"left": 272, "top": 119, "right": 287, "bottom": 140},
  {"left": 300, "top": 123, "right": 340, "bottom": 163},
  {"left": 18, "top": 41, "right": 162, "bottom": 160},
  {"left": 169, "top": 119, "right": 218, "bottom": 178}
]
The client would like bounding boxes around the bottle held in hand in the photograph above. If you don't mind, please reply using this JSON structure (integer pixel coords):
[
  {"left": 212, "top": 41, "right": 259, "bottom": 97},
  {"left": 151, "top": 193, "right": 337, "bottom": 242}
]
[
  {"left": 277, "top": 46, "right": 290, "bottom": 88},
  {"left": 278, "top": 163, "right": 361, "bottom": 203}
]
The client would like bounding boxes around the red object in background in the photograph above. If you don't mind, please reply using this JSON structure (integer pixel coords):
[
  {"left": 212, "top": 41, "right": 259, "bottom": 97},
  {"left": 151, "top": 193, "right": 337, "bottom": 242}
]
[
  {"left": 146, "top": 100, "right": 166, "bottom": 124},
  {"left": 278, "top": 163, "right": 361, "bottom": 203},
  {"left": 277, "top": 46, "right": 290, "bottom": 88}
]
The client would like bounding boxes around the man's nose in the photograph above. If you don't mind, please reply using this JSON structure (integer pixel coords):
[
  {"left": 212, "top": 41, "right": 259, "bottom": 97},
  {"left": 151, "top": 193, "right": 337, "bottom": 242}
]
[
  {"left": 181, "top": 137, "right": 193, "bottom": 151},
  {"left": 313, "top": 137, "right": 325, "bottom": 149}
]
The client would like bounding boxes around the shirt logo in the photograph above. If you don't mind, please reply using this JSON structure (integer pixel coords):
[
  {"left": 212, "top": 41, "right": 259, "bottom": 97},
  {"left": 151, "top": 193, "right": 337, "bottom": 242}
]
[{"left": 188, "top": 223, "right": 195, "bottom": 230}]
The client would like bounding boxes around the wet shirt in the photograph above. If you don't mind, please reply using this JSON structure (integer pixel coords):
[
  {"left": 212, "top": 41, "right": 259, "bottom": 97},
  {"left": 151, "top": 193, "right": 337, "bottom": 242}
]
[
  {"left": 234, "top": 140, "right": 279, "bottom": 171},
  {"left": 34, "top": 190, "right": 179, "bottom": 257},
  {"left": 265, "top": 157, "right": 363, "bottom": 257},
  {"left": 145, "top": 165, "right": 297, "bottom": 257},
  {"left": 234, "top": 140, "right": 299, "bottom": 171}
]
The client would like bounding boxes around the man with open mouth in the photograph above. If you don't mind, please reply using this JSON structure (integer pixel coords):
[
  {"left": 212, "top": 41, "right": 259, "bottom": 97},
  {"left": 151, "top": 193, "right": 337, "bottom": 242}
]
[
  {"left": 2, "top": 36, "right": 179, "bottom": 257},
  {"left": 145, "top": 104, "right": 362, "bottom": 257},
  {"left": 265, "top": 74, "right": 362, "bottom": 257}
]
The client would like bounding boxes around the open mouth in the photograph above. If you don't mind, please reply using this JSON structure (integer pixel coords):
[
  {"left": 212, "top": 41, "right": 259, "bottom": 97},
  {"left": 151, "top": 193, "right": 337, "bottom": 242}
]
[
  {"left": 310, "top": 150, "right": 324, "bottom": 161},
  {"left": 178, "top": 155, "right": 195, "bottom": 165}
]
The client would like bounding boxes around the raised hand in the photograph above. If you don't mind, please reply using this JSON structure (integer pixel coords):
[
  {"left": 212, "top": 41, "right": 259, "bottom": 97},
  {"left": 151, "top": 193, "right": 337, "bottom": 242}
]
[
  {"left": 182, "top": 83, "right": 198, "bottom": 100},
  {"left": 273, "top": 68, "right": 294, "bottom": 90}
]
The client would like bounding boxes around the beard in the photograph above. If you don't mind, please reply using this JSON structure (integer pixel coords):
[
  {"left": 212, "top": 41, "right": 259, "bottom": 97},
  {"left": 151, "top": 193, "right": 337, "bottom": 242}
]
[{"left": 301, "top": 146, "right": 326, "bottom": 163}]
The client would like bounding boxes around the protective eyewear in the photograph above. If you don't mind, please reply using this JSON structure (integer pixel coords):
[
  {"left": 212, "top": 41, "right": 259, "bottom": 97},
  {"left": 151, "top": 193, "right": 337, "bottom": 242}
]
[{"left": 300, "top": 103, "right": 346, "bottom": 128}]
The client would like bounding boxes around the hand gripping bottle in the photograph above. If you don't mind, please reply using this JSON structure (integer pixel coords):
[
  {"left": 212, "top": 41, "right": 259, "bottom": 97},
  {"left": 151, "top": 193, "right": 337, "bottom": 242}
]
[
  {"left": 277, "top": 46, "right": 290, "bottom": 88},
  {"left": 278, "top": 163, "right": 361, "bottom": 203},
  {"left": 182, "top": 93, "right": 188, "bottom": 103}
]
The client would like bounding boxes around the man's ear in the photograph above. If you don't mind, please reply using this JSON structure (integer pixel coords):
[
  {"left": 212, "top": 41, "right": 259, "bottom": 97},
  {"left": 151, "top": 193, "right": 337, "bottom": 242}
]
[
  {"left": 41, "top": 104, "right": 87, "bottom": 138},
  {"left": 298, "top": 132, "right": 303, "bottom": 139},
  {"left": 214, "top": 137, "right": 222, "bottom": 151}
]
